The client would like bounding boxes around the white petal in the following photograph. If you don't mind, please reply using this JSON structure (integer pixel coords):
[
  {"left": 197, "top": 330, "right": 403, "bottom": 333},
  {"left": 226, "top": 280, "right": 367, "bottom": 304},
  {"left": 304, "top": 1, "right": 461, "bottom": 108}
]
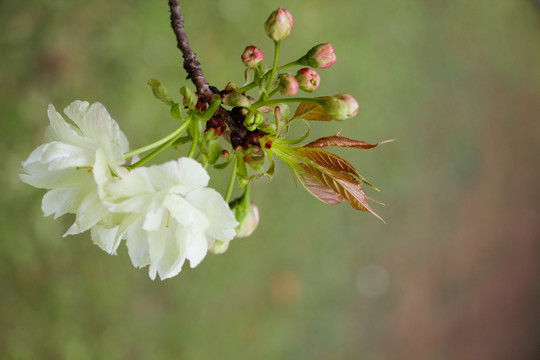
[
  {"left": 164, "top": 193, "right": 209, "bottom": 230},
  {"left": 46, "top": 104, "right": 90, "bottom": 147},
  {"left": 73, "top": 191, "right": 108, "bottom": 233},
  {"left": 63, "top": 101, "right": 129, "bottom": 163},
  {"left": 148, "top": 224, "right": 186, "bottom": 280},
  {"left": 42, "top": 187, "right": 85, "bottom": 218},
  {"left": 20, "top": 164, "right": 91, "bottom": 189},
  {"left": 142, "top": 200, "right": 167, "bottom": 232},
  {"left": 125, "top": 217, "right": 151, "bottom": 268},
  {"left": 90, "top": 225, "right": 120, "bottom": 254},
  {"left": 185, "top": 188, "right": 238, "bottom": 241},
  {"left": 184, "top": 226, "right": 209, "bottom": 269}
]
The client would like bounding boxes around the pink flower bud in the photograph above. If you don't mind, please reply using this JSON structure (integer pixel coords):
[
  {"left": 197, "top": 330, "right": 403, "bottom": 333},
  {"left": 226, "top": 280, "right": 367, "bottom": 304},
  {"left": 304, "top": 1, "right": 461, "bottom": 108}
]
[
  {"left": 295, "top": 68, "right": 320, "bottom": 92},
  {"left": 241, "top": 45, "right": 265, "bottom": 68},
  {"left": 209, "top": 240, "right": 230, "bottom": 255},
  {"left": 299, "top": 43, "right": 337, "bottom": 69},
  {"left": 278, "top": 74, "right": 299, "bottom": 96},
  {"left": 319, "top": 93, "right": 359, "bottom": 120},
  {"left": 264, "top": 7, "right": 293, "bottom": 42},
  {"left": 235, "top": 201, "right": 260, "bottom": 238}
]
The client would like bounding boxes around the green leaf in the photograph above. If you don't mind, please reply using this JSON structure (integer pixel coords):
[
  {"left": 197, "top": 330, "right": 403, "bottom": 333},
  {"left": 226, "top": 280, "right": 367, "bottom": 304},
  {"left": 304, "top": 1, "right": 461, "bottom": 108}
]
[
  {"left": 206, "top": 137, "right": 222, "bottom": 165},
  {"left": 171, "top": 103, "right": 184, "bottom": 120},
  {"left": 148, "top": 79, "right": 174, "bottom": 106},
  {"left": 180, "top": 86, "right": 198, "bottom": 109},
  {"left": 292, "top": 102, "right": 333, "bottom": 121}
]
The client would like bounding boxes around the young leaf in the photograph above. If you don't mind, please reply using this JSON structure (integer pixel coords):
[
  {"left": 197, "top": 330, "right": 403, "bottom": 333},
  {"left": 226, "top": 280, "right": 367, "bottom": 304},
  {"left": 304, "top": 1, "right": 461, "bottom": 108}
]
[
  {"left": 305, "top": 165, "right": 384, "bottom": 221},
  {"left": 297, "top": 165, "right": 345, "bottom": 205},
  {"left": 148, "top": 79, "right": 174, "bottom": 106},
  {"left": 305, "top": 136, "right": 393, "bottom": 150},
  {"left": 292, "top": 102, "right": 333, "bottom": 121},
  {"left": 180, "top": 85, "right": 198, "bottom": 109},
  {"left": 298, "top": 148, "right": 358, "bottom": 177}
]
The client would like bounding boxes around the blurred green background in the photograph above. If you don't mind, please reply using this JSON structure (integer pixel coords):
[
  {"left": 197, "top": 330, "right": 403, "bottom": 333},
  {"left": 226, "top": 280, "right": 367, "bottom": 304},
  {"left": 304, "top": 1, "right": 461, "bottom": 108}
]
[{"left": 1, "top": 0, "right": 539, "bottom": 359}]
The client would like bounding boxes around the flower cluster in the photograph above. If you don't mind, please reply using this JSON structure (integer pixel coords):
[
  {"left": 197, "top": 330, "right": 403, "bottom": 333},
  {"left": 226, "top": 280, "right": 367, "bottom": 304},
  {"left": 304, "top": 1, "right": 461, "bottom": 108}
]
[
  {"left": 21, "top": 6, "right": 388, "bottom": 280},
  {"left": 21, "top": 101, "right": 237, "bottom": 280}
]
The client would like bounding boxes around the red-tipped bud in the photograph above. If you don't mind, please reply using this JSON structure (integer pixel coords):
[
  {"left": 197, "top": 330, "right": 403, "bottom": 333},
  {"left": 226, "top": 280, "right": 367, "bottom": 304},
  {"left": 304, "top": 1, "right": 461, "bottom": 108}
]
[
  {"left": 278, "top": 74, "right": 299, "bottom": 96},
  {"left": 295, "top": 68, "right": 320, "bottom": 92},
  {"left": 264, "top": 7, "right": 293, "bottom": 42},
  {"left": 241, "top": 46, "right": 265, "bottom": 68},
  {"left": 319, "top": 93, "right": 359, "bottom": 120},
  {"left": 299, "top": 43, "right": 337, "bottom": 69}
]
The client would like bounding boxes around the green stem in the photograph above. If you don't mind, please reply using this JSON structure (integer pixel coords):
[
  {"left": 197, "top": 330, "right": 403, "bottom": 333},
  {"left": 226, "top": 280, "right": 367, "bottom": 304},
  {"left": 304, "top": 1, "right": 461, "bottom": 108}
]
[
  {"left": 126, "top": 118, "right": 191, "bottom": 169},
  {"left": 252, "top": 97, "right": 323, "bottom": 110},
  {"left": 224, "top": 155, "right": 238, "bottom": 203},
  {"left": 124, "top": 122, "right": 188, "bottom": 159},
  {"left": 264, "top": 41, "right": 281, "bottom": 95},
  {"left": 268, "top": 87, "right": 280, "bottom": 98},
  {"left": 187, "top": 123, "right": 199, "bottom": 158},
  {"left": 237, "top": 81, "right": 258, "bottom": 94},
  {"left": 279, "top": 60, "right": 300, "bottom": 71}
]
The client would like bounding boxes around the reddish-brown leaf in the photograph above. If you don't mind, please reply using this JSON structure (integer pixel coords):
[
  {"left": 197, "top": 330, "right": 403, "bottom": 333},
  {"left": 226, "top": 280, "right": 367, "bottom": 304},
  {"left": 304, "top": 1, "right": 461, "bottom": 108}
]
[
  {"left": 298, "top": 165, "right": 346, "bottom": 205},
  {"left": 292, "top": 102, "right": 333, "bottom": 121},
  {"left": 304, "top": 165, "right": 384, "bottom": 221},
  {"left": 305, "top": 136, "right": 392, "bottom": 150},
  {"left": 299, "top": 148, "right": 359, "bottom": 177}
]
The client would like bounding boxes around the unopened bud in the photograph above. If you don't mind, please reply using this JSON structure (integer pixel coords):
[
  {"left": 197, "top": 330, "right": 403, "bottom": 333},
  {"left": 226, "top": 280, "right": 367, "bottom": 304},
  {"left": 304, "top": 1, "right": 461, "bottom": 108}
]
[
  {"left": 295, "top": 68, "right": 320, "bottom": 92},
  {"left": 224, "top": 82, "right": 237, "bottom": 92},
  {"left": 244, "top": 111, "right": 264, "bottom": 131},
  {"left": 264, "top": 7, "right": 293, "bottom": 42},
  {"left": 319, "top": 93, "right": 359, "bottom": 120},
  {"left": 209, "top": 240, "right": 230, "bottom": 255},
  {"left": 278, "top": 74, "right": 299, "bottom": 96},
  {"left": 222, "top": 92, "right": 251, "bottom": 107},
  {"left": 299, "top": 43, "right": 337, "bottom": 69},
  {"left": 235, "top": 201, "right": 259, "bottom": 238},
  {"left": 241, "top": 46, "right": 265, "bottom": 68}
]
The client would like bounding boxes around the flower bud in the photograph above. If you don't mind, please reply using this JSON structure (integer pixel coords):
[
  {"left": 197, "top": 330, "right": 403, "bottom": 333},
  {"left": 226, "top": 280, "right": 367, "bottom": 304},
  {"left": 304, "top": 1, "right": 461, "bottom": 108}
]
[
  {"left": 209, "top": 240, "right": 230, "bottom": 255},
  {"left": 222, "top": 92, "right": 251, "bottom": 107},
  {"left": 278, "top": 74, "right": 299, "bottom": 96},
  {"left": 264, "top": 7, "right": 293, "bottom": 42},
  {"left": 299, "top": 43, "right": 337, "bottom": 69},
  {"left": 319, "top": 93, "right": 359, "bottom": 120},
  {"left": 295, "top": 68, "right": 320, "bottom": 92},
  {"left": 241, "top": 46, "right": 265, "bottom": 68},
  {"left": 235, "top": 201, "right": 259, "bottom": 238}
]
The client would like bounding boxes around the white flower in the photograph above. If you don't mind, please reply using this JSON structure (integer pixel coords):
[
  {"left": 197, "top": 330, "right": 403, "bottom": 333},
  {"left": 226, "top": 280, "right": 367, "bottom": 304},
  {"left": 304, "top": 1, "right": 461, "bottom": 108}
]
[
  {"left": 20, "top": 101, "right": 129, "bottom": 249},
  {"left": 105, "top": 158, "right": 238, "bottom": 280}
]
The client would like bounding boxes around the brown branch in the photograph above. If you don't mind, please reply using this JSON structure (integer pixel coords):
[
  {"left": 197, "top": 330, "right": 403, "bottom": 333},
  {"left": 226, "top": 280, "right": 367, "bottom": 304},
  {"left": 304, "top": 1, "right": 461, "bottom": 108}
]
[
  {"left": 168, "top": 0, "right": 213, "bottom": 101},
  {"left": 167, "top": 1, "right": 263, "bottom": 149}
]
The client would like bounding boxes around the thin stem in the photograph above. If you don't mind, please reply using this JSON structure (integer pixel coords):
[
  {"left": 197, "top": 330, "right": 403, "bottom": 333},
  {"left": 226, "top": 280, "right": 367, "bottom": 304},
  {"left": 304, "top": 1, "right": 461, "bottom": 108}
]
[
  {"left": 264, "top": 41, "right": 281, "bottom": 95},
  {"left": 224, "top": 155, "right": 238, "bottom": 203},
  {"left": 124, "top": 122, "right": 187, "bottom": 159},
  {"left": 237, "top": 81, "right": 258, "bottom": 94},
  {"left": 279, "top": 60, "right": 299, "bottom": 71},
  {"left": 127, "top": 118, "right": 191, "bottom": 169},
  {"left": 252, "top": 97, "right": 323, "bottom": 110},
  {"left": 268, "top": 87, "right": 280, "bottom": 98},
  {"left": 187, "top": 122, "right": 199, "bottom": 158}
]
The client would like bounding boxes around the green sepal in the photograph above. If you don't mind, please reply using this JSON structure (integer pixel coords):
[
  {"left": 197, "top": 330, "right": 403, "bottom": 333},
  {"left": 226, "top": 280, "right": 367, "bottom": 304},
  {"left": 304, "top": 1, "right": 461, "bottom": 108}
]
[
  {"left": 148, "top": 79, "right": 174, "bottom": 106},
  {"left": 171, "top": 103, "right": 184, "bottom": 120},
  {"left": 180, "top": 86, "right": 198, "bottom": 109},
  {"left": 204, "top": 132, "right": 222, "bottom": 165},
  {"left": 235, "top": 153, "right": 249, "bottom": 187}
]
